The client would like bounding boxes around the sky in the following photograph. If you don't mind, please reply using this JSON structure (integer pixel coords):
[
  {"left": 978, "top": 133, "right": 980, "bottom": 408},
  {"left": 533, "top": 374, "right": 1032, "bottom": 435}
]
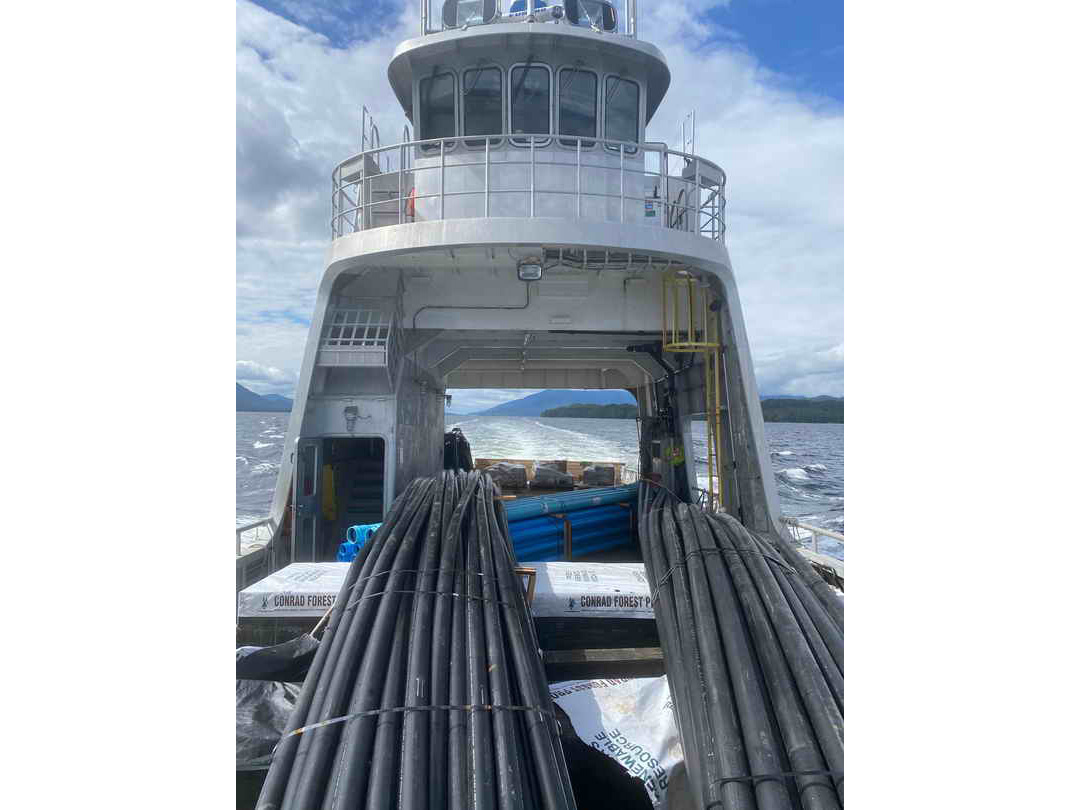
[{"left": 236, "top": 0, "right": 843, "bottom": 410}]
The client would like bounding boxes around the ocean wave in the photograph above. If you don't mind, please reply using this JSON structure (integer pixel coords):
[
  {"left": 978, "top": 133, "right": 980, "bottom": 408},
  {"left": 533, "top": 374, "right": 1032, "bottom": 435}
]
[
  {"left": 237, "top": 413, "right": 842, "bottom": 547},
  {"left": 529, "top": 419, "right": 594, "bottom": 441}
]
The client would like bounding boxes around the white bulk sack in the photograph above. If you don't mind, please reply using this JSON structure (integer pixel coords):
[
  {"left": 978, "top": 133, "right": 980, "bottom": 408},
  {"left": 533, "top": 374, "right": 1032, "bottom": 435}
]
[{"left": 549, "top": 677, "right": 683, "bottom": 807}]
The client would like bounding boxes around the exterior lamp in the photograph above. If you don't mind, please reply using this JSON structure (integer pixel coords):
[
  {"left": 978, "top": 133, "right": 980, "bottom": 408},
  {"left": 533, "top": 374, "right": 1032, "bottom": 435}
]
[{"left": 517, "top": 260, "right": 543, "bottom": 281}]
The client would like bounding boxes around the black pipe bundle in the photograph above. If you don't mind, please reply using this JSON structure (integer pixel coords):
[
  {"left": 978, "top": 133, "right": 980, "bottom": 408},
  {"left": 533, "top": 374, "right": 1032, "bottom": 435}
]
[
  {"left": 638, "top": 485, "right": 844, "bottom": 810},
  {"left": 257, "top": 470, "right": 576, "bottom": 810}
]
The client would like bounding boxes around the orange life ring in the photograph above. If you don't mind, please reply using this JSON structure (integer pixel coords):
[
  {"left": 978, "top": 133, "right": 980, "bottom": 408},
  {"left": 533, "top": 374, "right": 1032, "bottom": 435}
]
[{"left": 405, "top": 187, "right": 416, "bottom": 219}]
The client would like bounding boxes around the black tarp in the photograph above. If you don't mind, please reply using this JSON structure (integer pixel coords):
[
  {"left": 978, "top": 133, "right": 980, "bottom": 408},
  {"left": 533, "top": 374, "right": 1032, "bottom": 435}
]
[
  {"left": 235, "top": 634, "right": 318, "bottom": 683},
  {"left": 237, "top": 679, "right": 301, "bottom": 768}
]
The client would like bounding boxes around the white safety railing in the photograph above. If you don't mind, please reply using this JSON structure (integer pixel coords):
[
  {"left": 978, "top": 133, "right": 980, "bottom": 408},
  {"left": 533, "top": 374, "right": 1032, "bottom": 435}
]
[
  {"left": 779, "top": 516, "right": 845, "bottom": 556},
  {"left": 236, "top": 517, "right": 274, "bottom": 557},
  {"left": 421, "top": 1, "right": 639, "bottom": 38},
  {"left": 331, "top": 133, "right": 725, "bottom": 243}
]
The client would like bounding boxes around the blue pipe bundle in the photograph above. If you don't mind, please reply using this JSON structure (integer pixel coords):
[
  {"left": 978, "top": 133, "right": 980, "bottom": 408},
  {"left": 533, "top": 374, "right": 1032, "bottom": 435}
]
[
  {"left": 510, "top": 505, "right": 632, "bottom": 561},
  {"left": 346, "top": 523, "right": 382, "bottom": 544},
  {"left": 504, "top": 485, "right": 638, "bottom": 561},
  {"left": 502, "top": 484, "right": 638, "bottom": 522}
]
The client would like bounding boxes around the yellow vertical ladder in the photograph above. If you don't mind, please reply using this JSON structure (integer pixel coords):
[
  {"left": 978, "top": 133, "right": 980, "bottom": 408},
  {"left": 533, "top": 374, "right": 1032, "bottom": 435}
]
[{"left": 661, "top": 270, "right": 724, "bottom": 511}]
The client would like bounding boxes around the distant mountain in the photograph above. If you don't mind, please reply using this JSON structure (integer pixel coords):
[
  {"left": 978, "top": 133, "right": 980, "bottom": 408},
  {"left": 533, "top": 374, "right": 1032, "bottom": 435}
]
[
  {"left": 237, "top": 383, "right": 293, "bottom": 413},
  {"left": 476, "top": 389, "right": 636, "bottom": 416},
  {"left": 760, "top": 397, "right": 843, "bottom": 423},
  {"left": 542, "top": 403, "right": 638, "bottom": 419},
  {"left": 759, "top": 394, "right": 841, "bottom": 401}
]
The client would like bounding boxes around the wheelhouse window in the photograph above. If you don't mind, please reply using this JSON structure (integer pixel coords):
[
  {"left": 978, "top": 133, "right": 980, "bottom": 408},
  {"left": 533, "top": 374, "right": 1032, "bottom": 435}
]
[
  {"left": 463, "top": 67, "right": 503, "bottom": 143},
  {"left": 604, "top": 76, "right": 639, "bottom": 148},
  {"left": 442, "top": 0, "right": 496, "bottom": 28},
  {"left": 419, "top": 72, "right": 456, "bottom": 142},
  {"left": 558, "top": 67, "right": 597, "bottom": 148},
  {"left": 510, "top": 64, "right": 551, "bottom": 145},
  {"left": 566, "top": 0, "right": 618, "bottom": 32}
]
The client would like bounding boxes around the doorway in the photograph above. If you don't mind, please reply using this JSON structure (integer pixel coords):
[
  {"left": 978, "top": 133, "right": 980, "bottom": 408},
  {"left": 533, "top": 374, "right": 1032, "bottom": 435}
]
[{"left": 292, "top": 436, "right": 386, "bottom": 561}]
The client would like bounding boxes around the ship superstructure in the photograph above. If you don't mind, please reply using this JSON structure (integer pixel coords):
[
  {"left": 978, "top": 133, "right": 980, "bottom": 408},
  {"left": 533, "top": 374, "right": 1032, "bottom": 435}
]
[
  {"left": 237, "top": 7, "right": 844, "bottom": 809},
  {"left": 237, "top": 1, "right": 788, "bottom": 586}
]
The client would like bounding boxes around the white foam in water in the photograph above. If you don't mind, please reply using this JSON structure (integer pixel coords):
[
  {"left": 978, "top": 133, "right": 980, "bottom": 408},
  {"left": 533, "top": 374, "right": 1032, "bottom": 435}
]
[
  {"left": 527, "top": 419, "right": 592, "bottom": 440},
  {"left": 236, "top": 414, "right": 843, "bottom": 560}
]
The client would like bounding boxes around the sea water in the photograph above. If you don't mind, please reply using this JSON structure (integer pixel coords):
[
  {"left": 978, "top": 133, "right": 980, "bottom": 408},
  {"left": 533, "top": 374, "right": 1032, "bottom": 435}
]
[{"left": 237, "top": 413, "right": 844, "bottom": 558}]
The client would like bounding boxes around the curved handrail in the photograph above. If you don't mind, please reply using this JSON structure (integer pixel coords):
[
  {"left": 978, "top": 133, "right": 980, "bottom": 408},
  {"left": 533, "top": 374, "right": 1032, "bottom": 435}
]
[
  {"left": 779, "top": 516, "right": 844, "bottom": 557},
  {"left": 330, "top": 132, "right": 726, "bottom": 242},
  {"left": 236, "top": 516, "right": 274, "bottom": 557}
]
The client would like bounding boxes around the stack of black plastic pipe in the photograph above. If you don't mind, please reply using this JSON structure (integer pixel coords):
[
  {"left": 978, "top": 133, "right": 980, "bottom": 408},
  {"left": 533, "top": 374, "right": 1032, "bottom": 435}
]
[
  {"left": 257, "top": 470, "right": 576, "bottom": 810},
  {"left": 639, "top": 485, "right": 843, "bottom": 810}
]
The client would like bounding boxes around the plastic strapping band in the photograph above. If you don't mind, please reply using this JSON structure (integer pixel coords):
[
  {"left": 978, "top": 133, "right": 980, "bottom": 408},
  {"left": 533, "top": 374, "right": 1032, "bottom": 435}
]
[
  {"left": 649, "top": 546, "right": 797, "bottom": 605},
  {"left": 272, "top": 702, "right": 556, "bottom": 759},
  {"left": 350, "top": 567, "right": 491, "bottom": 590},
  {"left": 343, "top": 586, "right": 527, "bottom": 613},
  {"left": 733, "top": 546, "right": 799, "bottom": 575},
  {"left": 703, "top": 769, "right": 844, "bottom": 807}
]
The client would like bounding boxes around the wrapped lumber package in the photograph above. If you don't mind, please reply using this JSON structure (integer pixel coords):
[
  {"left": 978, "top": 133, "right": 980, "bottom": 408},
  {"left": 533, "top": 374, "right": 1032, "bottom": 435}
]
[
  {"left": 534, "top": 464, "right": 574, "bottom": 489},
  {"left": 583, "top": 465, "right": 616, "bottom": 487},
  {"left": 484, "top": 460, "right": 528, "bottom": 488}
]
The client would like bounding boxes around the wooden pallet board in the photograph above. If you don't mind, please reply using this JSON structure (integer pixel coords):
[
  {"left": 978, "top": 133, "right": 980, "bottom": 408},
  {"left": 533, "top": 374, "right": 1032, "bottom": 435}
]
[
  {"left": 474, "top": 458, "right": 625, "bottom": 486},
  {"left": 542, "top": 647, "right": 666, "bottom": 681}
]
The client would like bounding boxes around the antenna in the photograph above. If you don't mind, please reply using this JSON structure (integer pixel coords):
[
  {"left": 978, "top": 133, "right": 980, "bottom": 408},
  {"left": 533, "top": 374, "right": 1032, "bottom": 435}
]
[{"left": 680, "top": 110, "right": 696, "bottom": 155}]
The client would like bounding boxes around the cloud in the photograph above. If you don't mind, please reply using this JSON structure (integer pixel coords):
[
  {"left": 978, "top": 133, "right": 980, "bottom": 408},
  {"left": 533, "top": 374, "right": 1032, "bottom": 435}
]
[
  {"left": 236, "top": 94, "right": 324, "bottom": 240},
  {"left": 448, "top": 389, "right": 545, "bottom": 413},
  {"left": 754, "top": 343, "right": 844, "bottom": 397},
  {"left": 236, "top": 1, "right": 842, "bottom": 396},
  {"left": 237, "top": 359, "right": 299, "bottom": 395}
]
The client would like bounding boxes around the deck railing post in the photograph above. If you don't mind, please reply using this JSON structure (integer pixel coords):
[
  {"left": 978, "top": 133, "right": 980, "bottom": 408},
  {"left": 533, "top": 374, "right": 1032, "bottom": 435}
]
[
  {"left": 695, "top": 159, "right": 701, "bottom": 235},
  {"left": 485, "top": 138, "right": 490, "bottom": 216},
  {"left": 440, "top": 139, "right": 446, "bottom": 221},
  {"left": 399, "top": 145, "right": 405, "bottom": 224},
  {"left": 656, "top": 149, "right": 665, "bottom": 228}
]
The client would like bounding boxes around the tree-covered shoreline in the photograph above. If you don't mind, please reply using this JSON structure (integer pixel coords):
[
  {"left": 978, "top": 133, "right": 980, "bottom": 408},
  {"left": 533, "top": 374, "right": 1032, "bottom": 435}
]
[
  {"left": 539, "top": 398, "right": 843, "bottom": 423},
  {"left": 540, "top": 403, "right": 639, "bottom": 419}
]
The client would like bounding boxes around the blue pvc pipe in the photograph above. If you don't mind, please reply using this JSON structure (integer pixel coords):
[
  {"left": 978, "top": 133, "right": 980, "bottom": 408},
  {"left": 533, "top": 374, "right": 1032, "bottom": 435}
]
[
  {"left": 346, "top": 523, "right": 383, "bottom": 544},
  {"left": 501, "top": 484, "right": 638, "bottom": 522},
  {"left": 507, "top": 501, "right": 633, "bottom": 560}
]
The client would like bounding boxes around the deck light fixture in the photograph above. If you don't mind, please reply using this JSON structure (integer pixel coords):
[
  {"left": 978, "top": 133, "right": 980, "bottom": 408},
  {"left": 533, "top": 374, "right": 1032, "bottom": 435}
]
[{"left": 517, "top": 259, "right": 543, "bottom": 281}]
